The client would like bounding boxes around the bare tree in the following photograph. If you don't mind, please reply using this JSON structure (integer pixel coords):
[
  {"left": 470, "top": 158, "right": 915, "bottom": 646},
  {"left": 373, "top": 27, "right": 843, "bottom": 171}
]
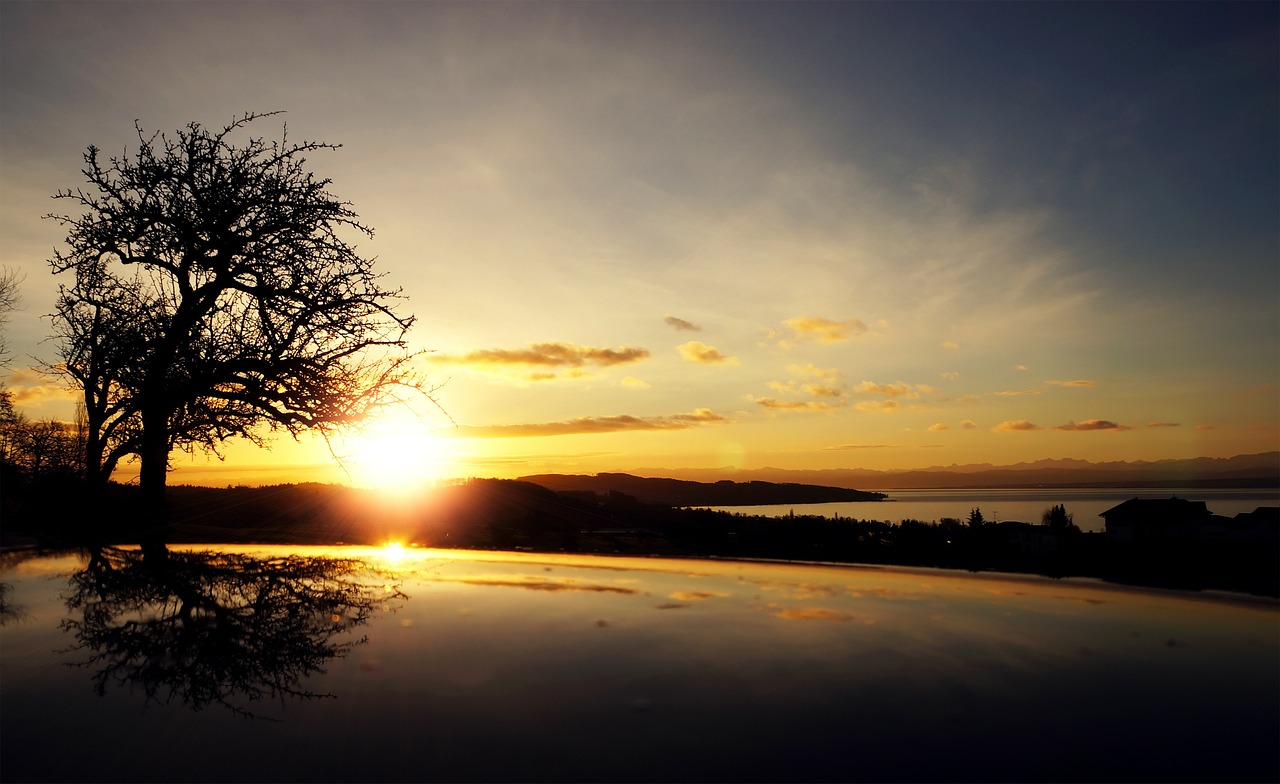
[
  {"left": 0, "top": 267, "right": 26, "bottom": 482},
  {"left": 48, "top": 112, "right": 424, "bottom": 514},
  {"left": 0, "top": 265, "right": 21, "bottom": 369},
  {"left": 49, "top": 271, "right": 148, "bottom": 489}
]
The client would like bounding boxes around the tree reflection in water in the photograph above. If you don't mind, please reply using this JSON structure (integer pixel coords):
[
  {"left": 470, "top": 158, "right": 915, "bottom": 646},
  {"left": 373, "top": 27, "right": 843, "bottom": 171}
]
[
  {"left": 60, "top": 544, "right": 402, "bottom": 718},
  {"left": 0, "top": 581, "right": 16, "bottom": 625}
]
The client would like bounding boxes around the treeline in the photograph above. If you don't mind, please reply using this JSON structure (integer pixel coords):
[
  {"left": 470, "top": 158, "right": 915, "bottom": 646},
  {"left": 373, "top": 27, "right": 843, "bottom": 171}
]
[
  {"left": 3, "top": 478, "right": 1275, "bottom": 597},
  {"left": 0, "top": 393, "right": 88, "bottom": 490}
]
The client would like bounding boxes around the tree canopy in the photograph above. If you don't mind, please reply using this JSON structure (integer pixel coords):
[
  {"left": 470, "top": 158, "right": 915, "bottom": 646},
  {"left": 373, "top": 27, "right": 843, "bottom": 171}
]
[{"left": 48, "top": 112, "right": 422, "bottom": 505}]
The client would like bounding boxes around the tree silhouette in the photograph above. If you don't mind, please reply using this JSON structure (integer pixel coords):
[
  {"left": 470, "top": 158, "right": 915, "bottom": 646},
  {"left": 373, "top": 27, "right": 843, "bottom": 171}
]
[
  {"left": 0, "top": 265, "right": 20, "bottom": 368},
  {"left": 1042, "top": 503, "right": 1076, "bottom": 531},
  {"left": 60, "top": 545, "right": 401, "bottom": 718},
  {"left": 47, "top": 112, "right": 424, "bottom": 513},
  {"left": 48, "top": 273, "right": 148, "bottom": 489}
]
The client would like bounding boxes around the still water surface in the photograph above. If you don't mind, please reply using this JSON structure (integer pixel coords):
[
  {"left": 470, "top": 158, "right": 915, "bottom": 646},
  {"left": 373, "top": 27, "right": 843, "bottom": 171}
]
[
  {"left": 1, "top": 545, "right": 1276, "bottom": 782},
  {"left": 706, "top": 488, "right": 1280, "bottom": 531}
]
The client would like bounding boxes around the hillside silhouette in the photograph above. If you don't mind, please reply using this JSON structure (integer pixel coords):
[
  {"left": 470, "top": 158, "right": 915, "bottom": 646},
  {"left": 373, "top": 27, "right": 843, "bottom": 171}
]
[{"left": 518, "top": 473, "right": 886, "bottom": 505}]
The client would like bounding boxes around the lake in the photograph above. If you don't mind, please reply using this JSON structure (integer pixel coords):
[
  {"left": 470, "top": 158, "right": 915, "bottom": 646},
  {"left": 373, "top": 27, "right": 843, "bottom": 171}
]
[
  {"left": 2, "top": 545, "right": 1276, "bottom": 782},
  {"left": 703, "top": 488, "right": 1280, "bottom": 532}
]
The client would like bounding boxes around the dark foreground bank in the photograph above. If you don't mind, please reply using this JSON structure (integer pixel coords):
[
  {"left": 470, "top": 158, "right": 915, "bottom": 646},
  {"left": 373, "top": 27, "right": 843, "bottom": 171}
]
[{"left": 3, "top": 477, "right": 1277, "bottom": 597}]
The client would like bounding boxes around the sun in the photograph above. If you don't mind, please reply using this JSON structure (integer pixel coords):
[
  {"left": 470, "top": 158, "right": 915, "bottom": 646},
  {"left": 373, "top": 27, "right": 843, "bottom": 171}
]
[{"left": 343, "top": 409, "right": 452, "bottom": 491}]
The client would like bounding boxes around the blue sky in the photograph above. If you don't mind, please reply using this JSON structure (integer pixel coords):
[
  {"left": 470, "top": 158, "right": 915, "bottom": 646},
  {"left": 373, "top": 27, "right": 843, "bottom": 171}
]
[{"left": 1, "top": 1, "right": 1275, "bottom": 484}]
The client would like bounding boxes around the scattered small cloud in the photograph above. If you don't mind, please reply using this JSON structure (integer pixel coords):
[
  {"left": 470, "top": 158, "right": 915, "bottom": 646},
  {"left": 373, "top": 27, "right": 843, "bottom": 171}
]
[
  {"left": 758, "top": 365, "right": 848, "bottom": 410},
  {"left": 620, "top": 376, "right": 650, "bottom": 389},
  {"left": 1046, "top": 379, "right": 1098, "bottom": 388},
  {"left": 782, "top": 316, "right": 867, "bottom": 344},
  {"left": 1016, "top": 364, "right": 1029, "bottom": 371},
  {"left": 941, "top": 341, "right": 959, "bottom": 350},
  {"left": 677, "top": 341, "right": 738, "bottom": 365},
  {"left": 928, "top": 423, "right": 949, "bottom": 432},
  {"left": 992, "top": 420, "right": 1041, "bottom": 432},
  {"left": 855, "top": 399, "right": 901, "bottom": 413},
  {"left": 960, "top": 420, "right": 978, "bottom": 429},
  {"left": 1195, "top": 424, "right": 1214, "bottom": 431},
  {"left": 855, "top": 380, "right": 937, "bottom": 400},
  {"left": 1147, "top": 421, "right": 1181, "bottom": 428},
  {"left": 994, "top": 389, "right": 1042, "bottom": 397},
  {"left": 803, "top": 383, "right": 845, "bottom": 398},
  {"left": 754, "top": 397, "right": 843, "bottom": 412},
  {"left": 941, "top": 371, "right": 960, "bottom": 380},
  {"left": 451, "top": 408, "right": 729, "bottom": 438},
  {"left": 429, "top": 343, "right": 650, "bottom": 381},
  {"left": 1055, "top": 419, "right": 1130, "bottom": 432},
  {"left": 856, "top": 380, "right": 912, "bottom": 398},
  {"left": 664, "top": 315, "right": 701, "bottom": 332}
]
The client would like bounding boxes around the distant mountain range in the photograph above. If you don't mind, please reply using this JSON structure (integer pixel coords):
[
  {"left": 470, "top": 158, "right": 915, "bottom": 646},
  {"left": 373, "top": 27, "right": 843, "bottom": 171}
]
[
  {"left": 615, "top": 452, "right": 1280, "bottom": 491},
  {"left": 517, "top": 473, "right": 886, "bottom": 507}
]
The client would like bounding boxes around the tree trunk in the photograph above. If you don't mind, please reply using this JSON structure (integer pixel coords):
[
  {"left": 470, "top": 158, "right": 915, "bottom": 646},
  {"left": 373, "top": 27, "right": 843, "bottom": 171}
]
[
  {"left": 83, "top": 415, "right": 106, "bottom": 491},
  {"left": 138, "top": 401, "right": 170, "bottom": 537}
]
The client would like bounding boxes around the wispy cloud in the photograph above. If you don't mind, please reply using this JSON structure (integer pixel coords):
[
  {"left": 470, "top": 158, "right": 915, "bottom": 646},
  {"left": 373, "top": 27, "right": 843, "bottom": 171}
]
[
  {"left": 791, "top": 364, "right": 847, "bottom": 397},
  {"left": 1046, "top": 379, "right": 1098, "bottom": 388},
  {"left": 993, "top": 389, "right": 1042, "bottom": 397},
  {"left": 823, "top": 443, "right": 897, "bottom": 450},
  {"left": 845, "top": 380, "right": 940, "bottom": 413},
  {"left": 620, "top": 376, "right": 650, "bottom": 389},
  {"left": 451, "top": 408, "right": 729, "bottom": 438},
  {"left": 782, "top": 316, "right": 867, "bottom": 344},
  {"left": 1147, "top": 421, "right": 1181, "bottom": 428},
  {"left": 664, "top": 315, "right": 701, "bottom": 332},
  {"left": 855, "top": 381, "right": 912, "bottom": 398},
  {"left": 1055, "top": 419, "right": 1130, "bottom": 431},
  {"left": 430, "top": 343, "right": 650, "bottom": 369},
  {"left": 992, "top": 420, "right": 1041, "bottom": 432},
  {"left": 677, "top": 341, "right": 737, "bottom": 365},
  {"left": 928, "top": 423, "right": 948, "bottom": 431},
  {"left": 960, "top": 420, "right": 978, "bottom": 429},
  {"left": 754, "top": 397, "right": 843, "bottom": 412},
  {"left": 4, "top": 368, "right": 76, "bottom": 405}
]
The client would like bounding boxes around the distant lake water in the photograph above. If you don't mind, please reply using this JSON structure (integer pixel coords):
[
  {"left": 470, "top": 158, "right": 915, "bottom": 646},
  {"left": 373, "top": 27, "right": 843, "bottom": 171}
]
[{"left": 703, "top": 488, "right": 1280, "bottom": 532}]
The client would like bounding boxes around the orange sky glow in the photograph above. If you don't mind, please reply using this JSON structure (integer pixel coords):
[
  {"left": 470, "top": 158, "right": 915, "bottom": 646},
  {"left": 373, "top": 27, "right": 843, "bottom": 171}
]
[{"left": 1, "top": 3, "right": 1276, "bottom": 488}]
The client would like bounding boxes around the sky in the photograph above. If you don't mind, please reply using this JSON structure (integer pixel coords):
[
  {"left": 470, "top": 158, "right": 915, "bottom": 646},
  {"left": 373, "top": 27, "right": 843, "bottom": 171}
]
[{"left": 1, "top": 1, "right": 1276, "bottom": 487}]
